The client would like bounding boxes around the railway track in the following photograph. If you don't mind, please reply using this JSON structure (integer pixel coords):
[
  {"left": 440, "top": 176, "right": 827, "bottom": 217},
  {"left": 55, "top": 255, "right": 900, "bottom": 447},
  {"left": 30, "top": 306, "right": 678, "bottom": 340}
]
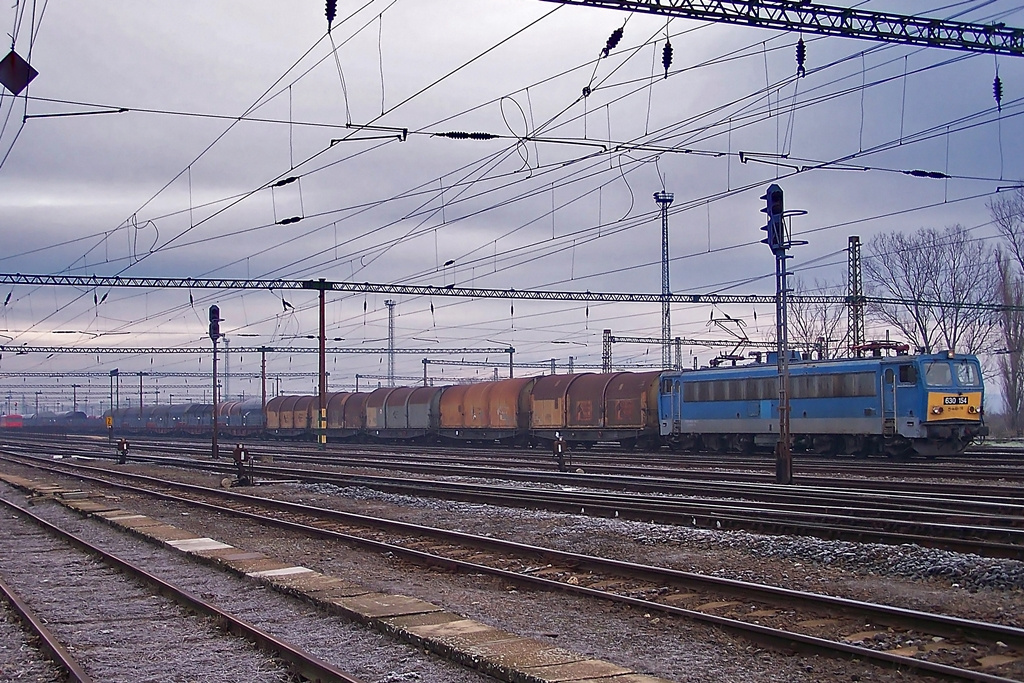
[
  {"left": 0, "top": 493, "right": 364, "bottom": 683},
  {"left": 0, "top": 572, "right": 93, "bottom": 683},
  {"left": 1, "top": 451, "right": 1023, "bottom": 681},
  {"left": 4, "top": 437, "right": 1024, "bottom": 560},
  {"left": 9, "top": 432, "right": 1024, "bottom": 490}
]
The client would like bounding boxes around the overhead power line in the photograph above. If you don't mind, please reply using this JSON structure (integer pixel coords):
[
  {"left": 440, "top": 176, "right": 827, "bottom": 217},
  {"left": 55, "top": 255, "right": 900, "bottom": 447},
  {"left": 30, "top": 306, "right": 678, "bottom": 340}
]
[{"left": 540, "top": 0, "right": 1024, "bottom": 56}]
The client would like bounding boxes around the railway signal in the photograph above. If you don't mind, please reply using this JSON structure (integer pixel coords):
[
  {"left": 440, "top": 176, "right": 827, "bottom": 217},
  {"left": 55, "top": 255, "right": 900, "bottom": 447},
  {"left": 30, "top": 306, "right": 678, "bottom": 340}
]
[
  {"left": 760, "top": 184, "right": 806, "bottom": 486},
  {"left": 208, "top": 305, "right": 221, "bottom": 342},
  {"left": 760, "top": 185, "right": 785, "bottom": 253},
  {"left": 210, "top": 305, "right": 222, "bottom": 459}
]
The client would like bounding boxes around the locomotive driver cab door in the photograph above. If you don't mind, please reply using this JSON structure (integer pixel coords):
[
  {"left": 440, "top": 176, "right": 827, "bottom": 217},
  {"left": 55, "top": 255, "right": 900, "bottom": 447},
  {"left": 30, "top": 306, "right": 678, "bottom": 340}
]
[{"left": 882, "top": 366, "right": 897, "bottom": 436}]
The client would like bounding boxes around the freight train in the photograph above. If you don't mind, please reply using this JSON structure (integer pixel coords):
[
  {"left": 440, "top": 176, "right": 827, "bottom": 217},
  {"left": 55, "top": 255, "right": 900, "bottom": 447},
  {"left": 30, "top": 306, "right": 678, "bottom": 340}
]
[{"left": 0, "top": 351, "right": 987, "bottom": 457}]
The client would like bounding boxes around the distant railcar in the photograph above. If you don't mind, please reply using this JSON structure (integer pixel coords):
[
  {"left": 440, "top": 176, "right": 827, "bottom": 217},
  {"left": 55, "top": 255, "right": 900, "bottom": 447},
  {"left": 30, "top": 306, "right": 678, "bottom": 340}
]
[{"left": 0, "top": 414, "right": 23, "bottom": 428}]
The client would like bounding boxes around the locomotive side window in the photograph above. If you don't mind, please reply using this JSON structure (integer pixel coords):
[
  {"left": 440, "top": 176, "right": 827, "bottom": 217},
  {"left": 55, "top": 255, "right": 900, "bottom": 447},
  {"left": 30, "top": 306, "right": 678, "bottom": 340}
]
[
  {"left": 955, "top": 361, "right": 981, "bottom": 386},
  {"left": 898, "top": 365, "right": 917, "bottom": 384},
  {"left": 746, "top": 378, "right": 759, "bottom": 399},
  {"left": 924, "top": 362, "right": 953, "bottom": 386},
  {"left": 855, "top": 373, "right": 876, "bottom": 396}
]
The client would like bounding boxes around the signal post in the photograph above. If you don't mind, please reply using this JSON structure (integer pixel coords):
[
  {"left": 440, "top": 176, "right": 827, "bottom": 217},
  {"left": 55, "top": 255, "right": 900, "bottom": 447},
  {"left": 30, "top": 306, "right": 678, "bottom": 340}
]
[
  {"left": 209, "top": 305, "right": 221, "bottom": 459},
  {"left": 761, "top": 184, "right": 804, "bottom": 485}
]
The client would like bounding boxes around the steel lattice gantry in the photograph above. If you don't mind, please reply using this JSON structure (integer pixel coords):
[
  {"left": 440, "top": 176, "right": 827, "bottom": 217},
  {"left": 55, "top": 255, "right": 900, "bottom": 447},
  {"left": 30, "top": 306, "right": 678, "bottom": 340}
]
[
  {"left": 538, "top": 0, "right": 1024, "bottom": 56},
  {"left": 0, "top": 371, "right": 317, "bottom": 378},
  {"left": 0, "top": 345, "right": 513, "bottom": 356},
  {"left": 0, "top": 273, "right": 1015, "bottom": 311}
]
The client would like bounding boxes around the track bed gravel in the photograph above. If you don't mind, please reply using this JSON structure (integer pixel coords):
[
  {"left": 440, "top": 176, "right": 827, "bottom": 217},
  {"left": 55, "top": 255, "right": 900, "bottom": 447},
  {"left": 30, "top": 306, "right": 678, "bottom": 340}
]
[
  {"left": 0, "top": 482, "right": 492, "bottom": 683},
  {"left": 0, "top": 603, "right": 64, "bottom": 683},
  {"left": 19, "top": 460, "right": 987, "bottom": 682}
]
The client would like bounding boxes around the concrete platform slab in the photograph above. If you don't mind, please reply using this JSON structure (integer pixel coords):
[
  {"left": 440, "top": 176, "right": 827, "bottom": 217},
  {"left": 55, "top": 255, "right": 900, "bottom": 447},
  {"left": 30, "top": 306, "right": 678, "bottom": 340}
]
[
  {"left": 231, "top": 558, "right": 292, "bottom": 574},
  {"left": 0, "top": 474, "right": 34, "bottom": 488},
  {"left": 99, "top": 512, "right": 145, "bottom": 521},
  {"left": 523, "top": 658, "right": 632, "bottom": 682},
  {"left": 467, "top": 638, "right": 580, "bottom": 670},
  {"left": 333, "top": 592, "right": 442, "bottom": 619},
  {"left": 55, "top": 490, "right": 94, "bottom": 500},
  {"left": 110, "top": 516, "right": 169, "bottom": 530},
  {"left": 65, "top": 499, "right": 119, "bottom": 513},
  {"left": 407, "top": 618, "right": 500, "bottom": 640},
  {"left": 168, "top": 537, "right": 234, "bottom": 552},
  {"left": 385, "top": 611, "right": 466, "bottom": 630},
  {"left": 146, "top": 525, "right": 204, "bottom": 542},
  {"left": 248, "top": 565, "right": 314, "bottom": 578},
  {"left": 571, "top": 676, "right": 669, "bottom": 683},
  {"left": 270, "top": 572, "right": 365, "bottom": 596},
  {"left": 204, "top": 549, "right": 266, "bottom": 563}
]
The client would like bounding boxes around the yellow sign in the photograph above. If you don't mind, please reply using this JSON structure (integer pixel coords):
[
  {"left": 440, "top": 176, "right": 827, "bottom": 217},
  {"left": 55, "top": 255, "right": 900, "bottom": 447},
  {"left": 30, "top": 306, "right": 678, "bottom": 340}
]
[
  {"left": 105, "top": 416, "right": 113, "bottom": 428},
  {"left": 926, "top": 392, "right": 982, "bottom": 421}
]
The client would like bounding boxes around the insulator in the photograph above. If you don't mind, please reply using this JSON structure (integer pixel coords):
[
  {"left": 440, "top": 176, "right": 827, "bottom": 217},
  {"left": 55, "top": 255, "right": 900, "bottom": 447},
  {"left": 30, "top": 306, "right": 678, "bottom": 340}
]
[
  {"left": 326, "top": 0, "right": 337, "bottom": 27},
  {"left": 602, "top": 27, "right": 623, "bottom": 57},
  {"left": 994, "top": 74, "right": 1003, "bottom": 111},
  {"left": 273, "top": 176, "right": 298, "bottom": 187},
  {"left": 796, "top": 38, "right": 806, "bottom": 78},
  {"left": 582, "top": 85, "right": 592, "bottom": 98},
  {"left": 904, "top": 169, "right": 950, "bottom": 179},
  {"left": 278, "top": 216, "right": 302, "bottom": 225},
  {"left": 434, "top": 131, "right": 497, "bottom": 140},
  {"left": 662, "top": 40, "right": 673, "bottom": 78}
]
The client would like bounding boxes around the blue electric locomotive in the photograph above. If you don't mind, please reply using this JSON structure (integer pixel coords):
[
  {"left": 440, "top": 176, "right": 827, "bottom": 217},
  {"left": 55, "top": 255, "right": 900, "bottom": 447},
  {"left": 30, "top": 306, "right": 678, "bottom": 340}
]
[{"left": 658, "top": 351, "right": 986, "bottom": 457}]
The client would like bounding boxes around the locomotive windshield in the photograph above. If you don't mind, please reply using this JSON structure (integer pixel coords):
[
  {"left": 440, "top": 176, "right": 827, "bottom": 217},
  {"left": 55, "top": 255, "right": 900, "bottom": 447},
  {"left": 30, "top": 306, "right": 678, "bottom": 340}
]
[
  {"left": 923, "top": 362, "right": 953, "bottom": 386},
  {"left": 955, "top": 360, "right": 981, "bottom": 387}
]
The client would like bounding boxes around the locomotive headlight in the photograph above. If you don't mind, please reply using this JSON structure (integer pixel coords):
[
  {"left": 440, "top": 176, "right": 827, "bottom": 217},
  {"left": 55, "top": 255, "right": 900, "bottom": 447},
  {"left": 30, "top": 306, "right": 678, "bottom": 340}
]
[
  {"left": 968, "top": 405, "right": 978, "bottom": 414},
  {"left": 931, "top": 406, "right": 943, "bottom": 415}
]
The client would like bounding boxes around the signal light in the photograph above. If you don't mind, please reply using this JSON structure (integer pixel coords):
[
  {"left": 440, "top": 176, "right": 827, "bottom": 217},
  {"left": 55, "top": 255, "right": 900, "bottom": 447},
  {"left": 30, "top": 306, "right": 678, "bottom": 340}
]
[
  {"left": 209, "top": 305, "right": 221, "bottom": 342},
  {"left": 760, "top": 184, "right": 784, "bottom": 251}
]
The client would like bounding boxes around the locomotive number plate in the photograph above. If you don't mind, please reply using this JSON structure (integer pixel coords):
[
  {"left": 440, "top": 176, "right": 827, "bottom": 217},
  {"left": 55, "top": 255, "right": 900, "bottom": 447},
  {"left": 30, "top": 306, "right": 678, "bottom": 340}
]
[{"left": 943, "top": 396, "right": 969, "bottom": 405}]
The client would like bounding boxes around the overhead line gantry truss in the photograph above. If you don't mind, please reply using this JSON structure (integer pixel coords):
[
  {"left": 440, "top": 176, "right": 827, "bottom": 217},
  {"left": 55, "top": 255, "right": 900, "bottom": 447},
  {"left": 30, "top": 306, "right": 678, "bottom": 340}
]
[
  {"left": 0, "top": 345, "right": 513, "bottom": 356},
  {"left": 539, "top": 0, "right": 1024, "bottom": 56},
  {"left": 0, "top": 274, "right": 1014, "bottom": 312}
]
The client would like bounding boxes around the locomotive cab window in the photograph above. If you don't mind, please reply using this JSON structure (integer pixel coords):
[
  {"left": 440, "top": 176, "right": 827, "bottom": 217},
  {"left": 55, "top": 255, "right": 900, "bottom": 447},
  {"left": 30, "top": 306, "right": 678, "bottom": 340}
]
[
  {"left": 898, "top": 365, "right": 917, "bottom": 384},
  {"left": 955, "top": 361, "right": 981, "bottom": 387},
  {"left": 924, "top": 362, "right": 953, "bottom": 386}
]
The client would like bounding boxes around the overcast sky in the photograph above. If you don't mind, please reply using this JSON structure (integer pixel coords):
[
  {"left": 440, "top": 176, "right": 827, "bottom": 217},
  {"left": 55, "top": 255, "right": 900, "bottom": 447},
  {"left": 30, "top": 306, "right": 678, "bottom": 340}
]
[{"left": 1, "top": 0, "right": 1023, "bottom": 412}]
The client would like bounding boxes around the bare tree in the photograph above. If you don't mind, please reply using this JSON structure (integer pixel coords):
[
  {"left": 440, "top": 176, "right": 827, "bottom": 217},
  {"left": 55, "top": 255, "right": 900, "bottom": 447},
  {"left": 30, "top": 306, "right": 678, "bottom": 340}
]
[
  {"left": 789, "top": 277, "right": 847, "bottom": 358},
  {"left": 990, "top": 186, "right": 1024, "bottom": 267},
  {"left": 996, "top": 251, "right": 1024, "bottom": 436},
  {"left": 864, "top": 225, "right": 996, "bottom": 354},
  {"left": 990, "top": 187, "right": 1024, "bottom": 436}
]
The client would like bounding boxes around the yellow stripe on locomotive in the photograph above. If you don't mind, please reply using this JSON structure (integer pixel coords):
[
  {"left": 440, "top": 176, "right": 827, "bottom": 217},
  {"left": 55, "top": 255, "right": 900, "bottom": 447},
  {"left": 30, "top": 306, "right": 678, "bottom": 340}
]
[{"left": 926, "top": 392, "right": 982, "bottom": 421}]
